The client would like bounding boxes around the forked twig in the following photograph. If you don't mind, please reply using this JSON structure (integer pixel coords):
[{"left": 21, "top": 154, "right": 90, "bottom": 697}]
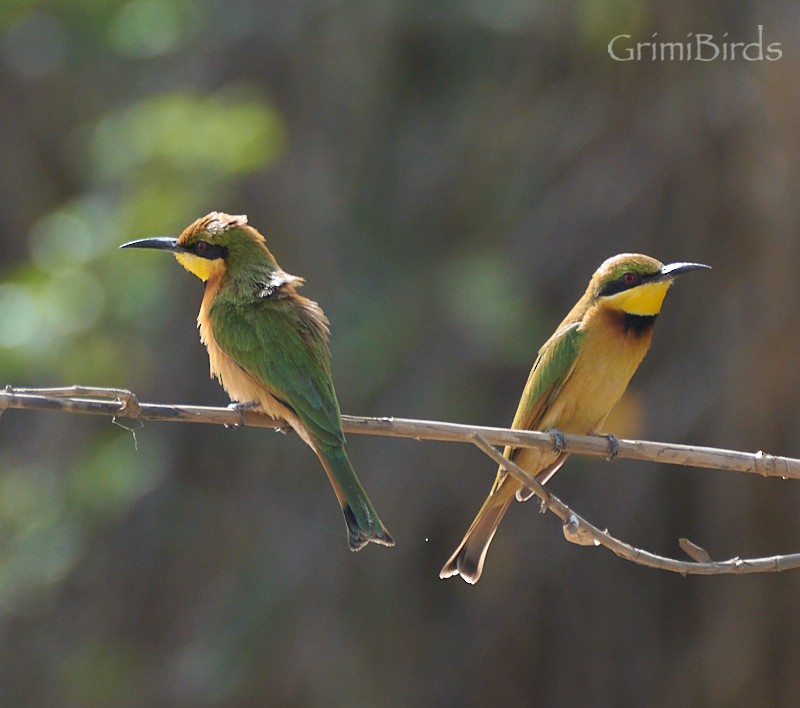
[
  {"left": 2, "top": 385, "right": 800, "bottom": 575},
  {"left": 469, "top": 434, "right": 800, "bottom": 575}
]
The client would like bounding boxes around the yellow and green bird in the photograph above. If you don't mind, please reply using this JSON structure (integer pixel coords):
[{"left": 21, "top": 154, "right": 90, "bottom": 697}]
[
  {"left": 121, "top": 212, "right": 394, "bottom": 551},
  {"left": 440, "top": 253, "right": 709, "bottom": 584}
]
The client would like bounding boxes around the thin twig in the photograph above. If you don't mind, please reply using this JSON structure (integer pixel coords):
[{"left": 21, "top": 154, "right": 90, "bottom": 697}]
[
  {"left": 470, "top": 434, "right": 800, "bottom": 575},
  {"left": 2, "top": 384, "right": 800, "bottom": 576}
]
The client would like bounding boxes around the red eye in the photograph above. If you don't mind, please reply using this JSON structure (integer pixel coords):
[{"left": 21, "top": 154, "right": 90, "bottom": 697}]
[
  {"left": 195, "top": 240, "right": 208, "bottom": 254},
  {"left": 623, "top": 271, "right": 638, "bottom": 285}
]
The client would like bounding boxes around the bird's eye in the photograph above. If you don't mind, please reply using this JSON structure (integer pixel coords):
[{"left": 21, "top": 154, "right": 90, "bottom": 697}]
[
  {"left": 190, "top": 239, "right": 226, "bottom": 260},
  {"left": 622, "top": 271, "right": 638, "bottom": 285}
]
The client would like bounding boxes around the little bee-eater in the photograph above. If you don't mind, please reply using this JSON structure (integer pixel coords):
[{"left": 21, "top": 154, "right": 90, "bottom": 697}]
[
  {"left": 121, "top": 212, "right": 394, "bottom": 551},
  {"left": 440, "top": 253, "right": 709, "bottom": 584}
]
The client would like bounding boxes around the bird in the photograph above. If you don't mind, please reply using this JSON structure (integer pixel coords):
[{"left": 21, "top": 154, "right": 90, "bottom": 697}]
[
  {"left": 440, "top": 253, "right": 710, "bottom": 584},
  {"left": 121, "top": 212, "right": 394, "bottom": 551}
]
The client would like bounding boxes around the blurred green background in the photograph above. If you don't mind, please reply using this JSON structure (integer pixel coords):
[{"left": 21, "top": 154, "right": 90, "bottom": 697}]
[{"left": 1, "top": 1, "right": 799, "bottom": 706}]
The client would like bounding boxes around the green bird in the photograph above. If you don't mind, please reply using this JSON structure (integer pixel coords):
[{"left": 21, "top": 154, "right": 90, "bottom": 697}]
[
  {"left": 121, "top": 212, "right": 394, "bottom": 551},
  {"left": 440, "top": 253, "right": 709, "bottom": 584}
]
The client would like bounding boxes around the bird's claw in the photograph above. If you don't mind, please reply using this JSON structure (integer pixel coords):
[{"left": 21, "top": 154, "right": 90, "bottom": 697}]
[
  {"left": 548, "top": 428, "right": 566, "bottom": 453},
  {"left": 603, "top": 433, "right": 619, "bottom": 460},
  {"left": 225, "top": 400, "right": 260, "bottom": 429}
]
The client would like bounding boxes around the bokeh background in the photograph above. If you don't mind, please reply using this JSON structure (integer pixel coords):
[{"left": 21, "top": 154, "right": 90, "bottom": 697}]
[{"left": 1, "top": 1, "right": 799, "bottom": 706}]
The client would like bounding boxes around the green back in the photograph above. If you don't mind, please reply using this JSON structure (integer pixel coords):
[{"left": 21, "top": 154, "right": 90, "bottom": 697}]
[{"left": 210, "top": 294, "right": 345, "bottom": 449}]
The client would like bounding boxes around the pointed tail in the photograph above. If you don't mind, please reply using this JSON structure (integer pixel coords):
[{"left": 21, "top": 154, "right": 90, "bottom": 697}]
[
  {"left": 317, "top": 444, "right": 394, "bottom": 551},
  {"left": 439, "top": 479, "right": 517, "bottom": 584}
]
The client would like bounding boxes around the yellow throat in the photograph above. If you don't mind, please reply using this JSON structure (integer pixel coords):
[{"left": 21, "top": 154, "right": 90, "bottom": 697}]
[
  {"left": 602, "top": 280, "right": 671, "bottom": 316},
  {"left": 174, "top": 252, "right": 225, "bottom": 282}
]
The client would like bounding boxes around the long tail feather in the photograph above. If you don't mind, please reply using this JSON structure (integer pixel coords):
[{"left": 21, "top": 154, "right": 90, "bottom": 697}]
[
  {"left": 317, "top": 445, "right": 394, "bottom": 551},
  {"left": 439, "top": 481, "right": 517, "bottom": 584}
]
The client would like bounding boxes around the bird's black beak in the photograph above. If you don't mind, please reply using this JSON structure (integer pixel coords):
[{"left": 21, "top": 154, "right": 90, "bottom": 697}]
[
  {"left": 119, "top": 237, "right": 185, "bottom": 252},
  {"left": 656, "top": 262, "right": 711, "bottom": 280}
]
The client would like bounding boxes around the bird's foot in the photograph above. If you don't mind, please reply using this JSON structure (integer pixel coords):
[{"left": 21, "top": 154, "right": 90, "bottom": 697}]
[
  {"left": 548, "top": 427, "right": 566, "bottom": 453},
  {"left": 225, "top": 400, "right": 260, "bottom": 429},
  {"left": 603, "top": 433, "right": 619, "bottom": 461}
]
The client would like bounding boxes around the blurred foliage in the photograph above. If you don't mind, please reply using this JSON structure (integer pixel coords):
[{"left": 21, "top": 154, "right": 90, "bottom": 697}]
[{"left": 1, "top": 0, "right": 800, "bottom": 706}]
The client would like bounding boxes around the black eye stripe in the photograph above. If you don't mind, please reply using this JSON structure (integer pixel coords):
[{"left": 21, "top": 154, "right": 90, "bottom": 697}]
[
  {"left": 599, "top": 271, "right": 652, "bottom": 297},
  {"left": 192, "top": 240, "right": 227, "bottom": 260}
]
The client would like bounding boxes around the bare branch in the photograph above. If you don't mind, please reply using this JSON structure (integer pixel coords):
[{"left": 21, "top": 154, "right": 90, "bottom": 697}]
[
  {"left": 2, "top": 384, "right": 800, "bottom": 576},
  {"left": 2, "top": 385, "right": 797, "bottom": 479}
]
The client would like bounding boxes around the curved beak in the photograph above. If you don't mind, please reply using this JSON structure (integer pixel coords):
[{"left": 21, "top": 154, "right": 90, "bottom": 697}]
[
  {"left": 657, "top": 262, "right": 711, "bottom": 280},
  {"left": 119, "top": 237, "right": 185, "bottom": 252}
]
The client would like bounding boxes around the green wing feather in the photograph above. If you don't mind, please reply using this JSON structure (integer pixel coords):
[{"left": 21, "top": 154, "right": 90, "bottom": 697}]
[
  {"left": 510, "top": 321, "right": 583, "bottom": 435},
  {"left": 210, "top": 293, "right": 345, "bottom": 448}
]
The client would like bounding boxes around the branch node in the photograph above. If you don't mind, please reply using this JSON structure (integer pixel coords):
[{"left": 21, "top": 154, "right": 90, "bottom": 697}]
[
  {"left": 537, "top": 497, "right": 548, "bottom": 514},
  {"left": 757, "top": 450, "right": 791, "bottom": 480},
  {"left": 754, "top": 449, "right": 788, "bottom": 479},
  {"left": 469, "top": 434, "right": 551, "bottom": 507},
  {"left": 562, "top": 514, "right": 599, "bottom": 546},
  {"left": 679, "top": 537, "right": 712, "bottom": 563},
  {"left": 754, "top": 450, "right": 771, "bottom": 477},
  {"left": 116, "top": 389, "right": 141, "bottom": 417}
]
